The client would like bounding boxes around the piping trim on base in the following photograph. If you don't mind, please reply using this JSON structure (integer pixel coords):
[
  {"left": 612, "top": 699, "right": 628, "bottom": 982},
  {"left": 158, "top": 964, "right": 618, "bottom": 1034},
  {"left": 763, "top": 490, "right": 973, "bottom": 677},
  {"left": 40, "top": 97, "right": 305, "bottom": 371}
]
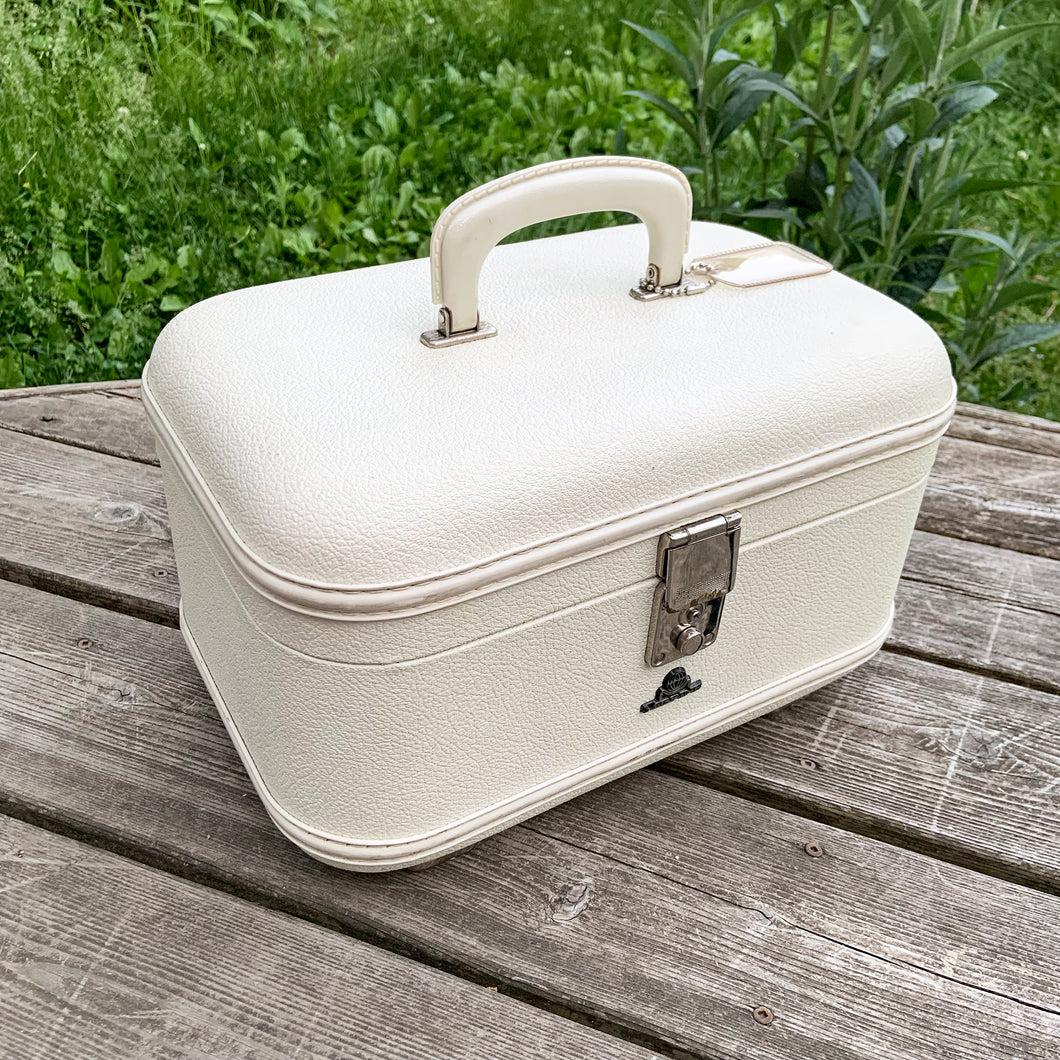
[{"left": 182, "top": 602, "right": 893, "bottom": 871}]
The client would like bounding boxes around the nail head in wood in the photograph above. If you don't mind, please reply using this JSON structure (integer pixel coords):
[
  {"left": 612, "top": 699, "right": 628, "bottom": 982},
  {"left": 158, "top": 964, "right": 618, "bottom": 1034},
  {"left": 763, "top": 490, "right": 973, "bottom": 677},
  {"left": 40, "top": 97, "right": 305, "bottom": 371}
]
[
  {"left": 804, "top": 841, "right": 824, "bottom": 858},
  {"left": 752, "top": 1006, "right": 774, "bottom": 1026}
]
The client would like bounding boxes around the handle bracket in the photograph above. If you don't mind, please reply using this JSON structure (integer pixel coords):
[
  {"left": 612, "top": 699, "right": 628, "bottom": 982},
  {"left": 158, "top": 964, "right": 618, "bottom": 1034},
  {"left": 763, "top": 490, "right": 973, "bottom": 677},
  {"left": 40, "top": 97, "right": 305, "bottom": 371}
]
[{"left": 420, "top": 308, "right": 498, "bottom": 349}]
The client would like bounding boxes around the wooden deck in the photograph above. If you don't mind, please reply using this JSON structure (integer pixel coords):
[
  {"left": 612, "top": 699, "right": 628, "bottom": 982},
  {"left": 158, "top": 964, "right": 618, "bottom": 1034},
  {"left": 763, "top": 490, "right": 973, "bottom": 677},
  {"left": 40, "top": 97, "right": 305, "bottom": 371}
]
[{"left": 1, "top": 381, "right": 1059, "bottom": 1059}]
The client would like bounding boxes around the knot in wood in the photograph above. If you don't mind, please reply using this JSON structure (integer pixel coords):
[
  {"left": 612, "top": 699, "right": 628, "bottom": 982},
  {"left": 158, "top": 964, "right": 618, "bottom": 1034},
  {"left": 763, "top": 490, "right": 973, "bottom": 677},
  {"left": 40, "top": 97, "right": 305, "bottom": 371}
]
[
  {"left": 548, "top": 878, "right": 593, "bottom": 923},
  {"left": 92, "top": 500, "right": 142, "bottom": 526}
]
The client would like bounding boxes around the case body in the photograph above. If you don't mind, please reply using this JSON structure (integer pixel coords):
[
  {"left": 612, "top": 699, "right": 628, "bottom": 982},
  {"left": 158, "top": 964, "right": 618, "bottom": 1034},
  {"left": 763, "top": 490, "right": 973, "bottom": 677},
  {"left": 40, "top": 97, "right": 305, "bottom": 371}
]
[{"left": 143, "top": 160, "right": 955, "bottom": 870}]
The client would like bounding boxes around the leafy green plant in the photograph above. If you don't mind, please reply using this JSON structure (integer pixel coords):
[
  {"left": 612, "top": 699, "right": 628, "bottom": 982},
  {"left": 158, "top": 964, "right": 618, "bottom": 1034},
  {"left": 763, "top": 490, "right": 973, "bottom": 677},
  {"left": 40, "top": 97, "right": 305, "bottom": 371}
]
[
  {"left": 0, "top": 0, "right": 663, "bottom": 387},
  {"left": 921, "top": 230, "right": 1060, "bottom": 398},
  {"left": 1, "top": 0, "right": 1057, "bottom": 415},
  {"left": 623, "top": 0, "right": 1059, "bottom": 391},
  {"left": 622, "top": 3, "right": 813, "bottom": 209}
]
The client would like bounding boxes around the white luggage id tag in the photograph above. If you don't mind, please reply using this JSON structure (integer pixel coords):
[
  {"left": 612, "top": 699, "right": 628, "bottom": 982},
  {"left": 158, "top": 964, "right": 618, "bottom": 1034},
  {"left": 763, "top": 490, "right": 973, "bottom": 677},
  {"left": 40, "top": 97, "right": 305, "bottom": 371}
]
[{"left": 689, "top": 241, "right": 832, "bottom": 288}]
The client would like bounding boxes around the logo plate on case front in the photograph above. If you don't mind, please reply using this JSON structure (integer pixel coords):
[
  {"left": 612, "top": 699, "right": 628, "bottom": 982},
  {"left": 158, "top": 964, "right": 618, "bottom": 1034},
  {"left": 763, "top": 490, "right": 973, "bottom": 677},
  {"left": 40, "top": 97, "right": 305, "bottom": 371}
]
[{"left": 641, "top": 667, "right": 702, "bottom": 713}]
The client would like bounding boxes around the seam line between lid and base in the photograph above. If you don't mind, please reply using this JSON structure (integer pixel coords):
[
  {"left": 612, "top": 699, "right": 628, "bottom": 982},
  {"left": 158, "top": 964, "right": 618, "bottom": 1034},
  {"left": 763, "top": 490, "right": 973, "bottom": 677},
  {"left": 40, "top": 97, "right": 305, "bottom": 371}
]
[{"left": 142, "top": 363, "right": 955, "bottom": 617}]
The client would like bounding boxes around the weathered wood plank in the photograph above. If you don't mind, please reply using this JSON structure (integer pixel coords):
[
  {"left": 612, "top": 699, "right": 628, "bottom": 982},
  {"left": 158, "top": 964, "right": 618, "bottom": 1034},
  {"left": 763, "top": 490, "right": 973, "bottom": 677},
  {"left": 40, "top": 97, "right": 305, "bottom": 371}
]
[
  {"left": 0, "top": 386, "right": 157, "bottom": 465},
  {"left": 667, "top": 648, "right": 1060, "bottom": 892},
  {"left": 2, "top": 424, "right": 1060, "bottom": 879},
  {"left": 892, "top": 530, "right": 1060, "bottom": 694},
  {"left": 5, "top": 389, "right": 1060, "bottom": 559},
  {"left": 0, "top": 429, "right": 176, "bottom": 624},
  {"left": 951, "top": 402, "right": 1060, "bottom": 459},
  {"left": 0, "top": 815, "right": 662, "bottom": 1060},
  {"left": 919, "top": 435, "right": 1060, "bottom": 560},
  {"left": 0, "top": 380, "right": 139, "bottom": 400},
  {"left": 0, "top": 580, "right": 1057, "bottom": 1059}
]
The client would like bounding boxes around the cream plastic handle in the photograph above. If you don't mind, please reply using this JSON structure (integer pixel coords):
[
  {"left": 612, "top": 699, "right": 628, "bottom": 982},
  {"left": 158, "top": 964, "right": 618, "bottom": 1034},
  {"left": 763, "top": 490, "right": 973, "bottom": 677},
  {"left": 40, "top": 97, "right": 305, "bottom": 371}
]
[{"left": 425, "top": 157, "right": 693, "bottom": 340}]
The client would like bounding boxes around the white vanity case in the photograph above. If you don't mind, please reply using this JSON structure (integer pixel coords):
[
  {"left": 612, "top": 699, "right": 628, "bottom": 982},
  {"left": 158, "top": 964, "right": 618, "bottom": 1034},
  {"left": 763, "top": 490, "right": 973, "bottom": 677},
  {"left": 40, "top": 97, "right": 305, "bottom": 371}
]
[{"left": 142, "top": 157, "right": 956, "bottom": 871}]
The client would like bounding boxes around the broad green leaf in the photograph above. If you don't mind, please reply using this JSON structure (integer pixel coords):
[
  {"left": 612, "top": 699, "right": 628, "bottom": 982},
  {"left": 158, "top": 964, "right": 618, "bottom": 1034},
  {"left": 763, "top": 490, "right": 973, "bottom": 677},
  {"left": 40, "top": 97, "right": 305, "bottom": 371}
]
[
  {"left": 845, "top": 157, "right": 884, "bottom": 227},
  {"left": 909, "top": 97, "right": 938, "bottom": 140},
  {"left": 870, "top": 0, "right": 902, "bottom": 22},
  {"left": 623, "top": 90, "right": 698, "bottom": 143},
  {"left": 935, "top": 0, "right": 963, "bottom": 57},
  {"left": 621, "top": 22, "right": 695, "bottom": 89},
  {"left": 713, "top": 83, "right": 771, "bottom": 146},
  {"left": 125, "top": 257, "right": 163, "bottom": 285},
  {"left": 950, "top": 58, "right": 984, "bottom": 82},
  {"left": 897, "top": 0, "right": 935, "bottom": 80},
  {"left": 930, "top": 83, "right": 998, "bottom": 135},
  {"left": 914, "top": 306, "right": 957, "bottom": 327},
  {"left": 936, "top": 228, "right": 1019, "bottom": 258},
  {"left": 878, "top": 35, "right": 915, "bottom": 95},
  {"left": 942, "top": 23, "right": 1055, "bottom": 78},
  {"left": 702, "top": 58, "right": 747, "bottom": 98},
  {"left": 871, "top": 83, "right": 923, "bottom": 134},
  {"left": 737, "top": 207, "right": 806, "bottom": 227},
  {"left": 998, "top": 378, "right": 1046, "bottom": 403},
  {"left": 50, "top": 248, "right": 79, "bottom": 279},
  {"left": 848, "top": 0, "right": 870, "bottom": 29},
  {"left": 727, "top": 71, "right": 818, "bottom": 119},
  {"left": 98, "top": 236, "right": 121, "bottom": 283},
  {"left": 979, "top": 323, "right": 1060, "bottom": 361},
  {"left": 159, "top": 294, "right": 187, "bottom": 312},
  {"left": 992, "top": 282, "right": 1056, "bottom": 313}
]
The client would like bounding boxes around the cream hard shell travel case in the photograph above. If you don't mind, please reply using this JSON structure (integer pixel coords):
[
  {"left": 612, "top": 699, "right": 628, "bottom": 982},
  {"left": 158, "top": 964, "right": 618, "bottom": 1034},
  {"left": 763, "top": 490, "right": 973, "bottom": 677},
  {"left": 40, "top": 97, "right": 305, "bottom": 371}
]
[{"left": 142, "top": 157, "right": 956, "bottom": 870}]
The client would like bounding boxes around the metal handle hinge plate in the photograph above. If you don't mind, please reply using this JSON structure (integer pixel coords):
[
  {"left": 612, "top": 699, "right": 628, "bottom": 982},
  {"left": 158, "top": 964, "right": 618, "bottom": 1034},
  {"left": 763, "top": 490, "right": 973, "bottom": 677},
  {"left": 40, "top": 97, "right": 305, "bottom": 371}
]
[{"left": 644, "top": 511, "right": 741, "bottom": 668}]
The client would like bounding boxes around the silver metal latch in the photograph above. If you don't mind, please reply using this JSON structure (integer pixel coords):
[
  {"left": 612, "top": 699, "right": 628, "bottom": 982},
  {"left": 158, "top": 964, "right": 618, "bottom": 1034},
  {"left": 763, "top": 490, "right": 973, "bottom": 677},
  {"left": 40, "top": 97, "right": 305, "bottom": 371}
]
[{"left": 644, "top": 512, "right": 741, "bottom": 668}]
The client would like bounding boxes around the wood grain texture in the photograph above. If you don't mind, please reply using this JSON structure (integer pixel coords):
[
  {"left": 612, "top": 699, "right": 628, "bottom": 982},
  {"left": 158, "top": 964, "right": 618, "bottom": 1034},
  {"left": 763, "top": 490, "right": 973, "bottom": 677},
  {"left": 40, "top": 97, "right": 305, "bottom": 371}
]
[
  {"left": 2, "top": 422, "right": 1055, "bottom": 697},
  {"left": 0, "top": 411, "right": 1058, "bottom": 882},
  {"left": 0, "top": 380, "right": 139, "bottom": 400},
  {"left": 0, "top": 580, "right": 1057, "bottom": 1059},
  {"left": 2, "top": 390, "right": 1060, "bottom": 563},
  {"left": 951, "top": 402, "right": 1060, "bottom": 459},
  {"left": 667, "top": 648, "right": 1060, "bottom": 892},
  {"left": 0, "top": 429, "right": 176, "bottom": 624},
  {"left": 0, "top": 386, "right": 157, "bottom": 464},
  {"left": 919, "top": 435, "right": 1060, "bottom": 559},
  {"left": 893, "top": 530, "right": 1060, "bottom": 694},
  {"left": 0, "top": 815, "right": 662, "bottom": 1060}
]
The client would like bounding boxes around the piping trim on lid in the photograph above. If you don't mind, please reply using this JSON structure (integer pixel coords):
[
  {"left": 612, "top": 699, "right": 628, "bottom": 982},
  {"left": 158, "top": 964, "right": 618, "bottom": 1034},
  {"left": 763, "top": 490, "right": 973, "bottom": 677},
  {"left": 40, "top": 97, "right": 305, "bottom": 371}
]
[{"left": 142, "top": 363, "right": 955, "bottom": 619}]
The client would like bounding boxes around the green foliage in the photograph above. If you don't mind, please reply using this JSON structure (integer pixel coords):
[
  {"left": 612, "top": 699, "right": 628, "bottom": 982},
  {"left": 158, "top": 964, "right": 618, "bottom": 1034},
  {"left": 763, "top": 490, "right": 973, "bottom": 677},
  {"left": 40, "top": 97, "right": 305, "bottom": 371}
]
[
  {"left": 921, "top": 230, "right": 1060, "bottom": 397},
  {"left": 625, "top": 0, "right": 1060, "bottom": 410},
  {"left": 0, "top": 0, "right": 1057, "bottom": 418},
  {"left": 0, "top": 0, "right": 667, "bottom": 385}
]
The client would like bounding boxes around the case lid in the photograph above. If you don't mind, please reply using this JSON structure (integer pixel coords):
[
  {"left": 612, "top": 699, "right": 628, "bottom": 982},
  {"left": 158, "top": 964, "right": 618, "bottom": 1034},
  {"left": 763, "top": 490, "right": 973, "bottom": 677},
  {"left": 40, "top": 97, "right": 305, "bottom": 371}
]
[{"left": 143, "top": 157, "right": 955, "bottom": 618}]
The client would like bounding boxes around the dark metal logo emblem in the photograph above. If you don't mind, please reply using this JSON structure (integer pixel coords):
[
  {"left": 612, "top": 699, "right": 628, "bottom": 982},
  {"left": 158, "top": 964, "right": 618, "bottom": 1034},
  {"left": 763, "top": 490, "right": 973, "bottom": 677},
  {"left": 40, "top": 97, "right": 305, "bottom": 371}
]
[{"left": 640, "top": 666, "right": 702, "bottom": 713}]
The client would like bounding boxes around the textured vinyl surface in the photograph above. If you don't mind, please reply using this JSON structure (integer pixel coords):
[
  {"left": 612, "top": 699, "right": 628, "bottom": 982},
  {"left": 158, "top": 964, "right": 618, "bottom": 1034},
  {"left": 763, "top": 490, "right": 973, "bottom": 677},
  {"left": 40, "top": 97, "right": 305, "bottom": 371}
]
[
  {"left": 165, "top": 445, "right": 936, "bottom": 847},
  {"left": 145, "top": 220, "right": 953, "bottom": 588}
]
